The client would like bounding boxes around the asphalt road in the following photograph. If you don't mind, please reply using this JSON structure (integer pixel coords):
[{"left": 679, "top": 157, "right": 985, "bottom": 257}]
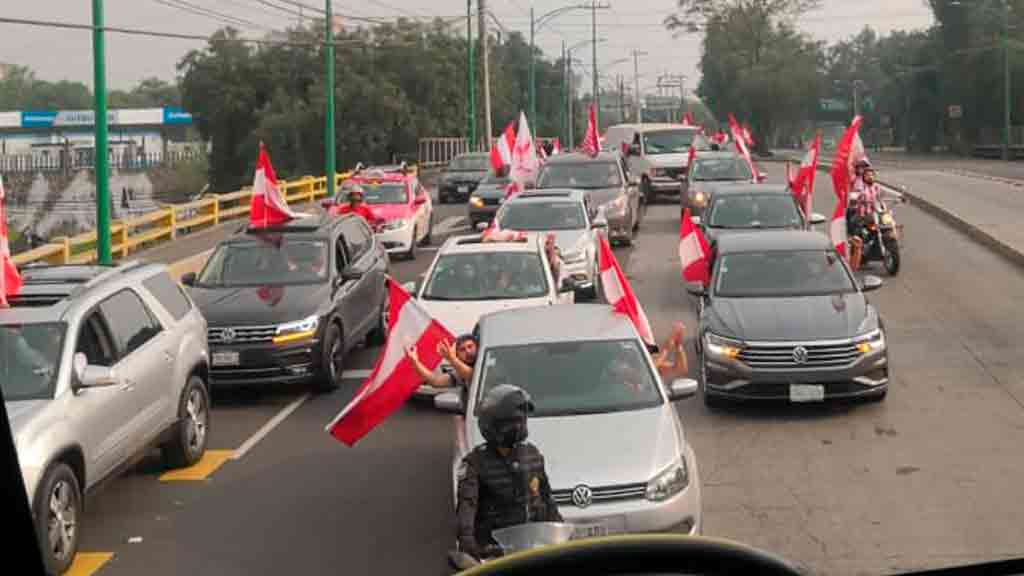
[{"left": 70, "top": 169, "right": 1024, "bottom": 575}]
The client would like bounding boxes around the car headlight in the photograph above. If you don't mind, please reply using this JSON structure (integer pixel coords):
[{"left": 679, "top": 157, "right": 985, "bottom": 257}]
[
  {"left": 646, "top": 456, "right": 688, "bottom": 502},
  {"left": 380, "top": 218, "right": 409, "bottom": 231},
  {"left": 705, "top": 332, "right": 742, "bottom": 359},
  {"left": 880, "top": 213, "right": 894, "bottom": 226},
  {"left": 273, "top": 315, "right": 319, "bottom": 344},
  {"left": 469, "top": 196, "right": 484, "bottom": 208},
  {"left": 692, "top": 190, "right": 706, "bottom": 206},
  {"left": 853, "top": 329, "right": 885, "bottom": 354}
]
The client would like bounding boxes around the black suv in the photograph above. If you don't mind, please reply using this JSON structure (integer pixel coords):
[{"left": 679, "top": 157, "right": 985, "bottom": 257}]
[
  {"left": 182, "top": 214, "right": 389, "bottom": 392},
  {"left": 438, "top": 152, "right": 489, "bottom": 203}
]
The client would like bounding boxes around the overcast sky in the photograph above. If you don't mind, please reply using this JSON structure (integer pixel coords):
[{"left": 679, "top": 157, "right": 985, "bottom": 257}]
[{"left": 0, "top": 0, "right": 934, "bottom": 98}]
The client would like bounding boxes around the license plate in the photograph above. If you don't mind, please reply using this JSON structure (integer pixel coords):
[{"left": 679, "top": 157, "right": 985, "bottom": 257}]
[
  {"left": 789, "top": 384, "right": 824, "bottom": 403},
  {"left": 571, "top": 523, "right": 607, "bottom": 540},
  {"left": 458, "top": 185, "right": 469, "bottom": 193},
  {"left": 212, "top": 351, "right": 240, "bottom": 366}
]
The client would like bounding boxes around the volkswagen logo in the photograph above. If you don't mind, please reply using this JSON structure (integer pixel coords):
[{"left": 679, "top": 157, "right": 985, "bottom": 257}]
[
  {"left": 221, "top": 328, "right": 237, "bottom": 343},
  {"left": 792, "top": 345, "right": 809, "bottom": 365},
  {"left": 571, "top": 485, "right": 593, "bottom": 508}
]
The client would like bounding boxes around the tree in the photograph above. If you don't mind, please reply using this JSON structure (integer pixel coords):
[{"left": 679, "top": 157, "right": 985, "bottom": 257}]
[{"left": 0, "top": 65, "right": 92, "bottom": 110}]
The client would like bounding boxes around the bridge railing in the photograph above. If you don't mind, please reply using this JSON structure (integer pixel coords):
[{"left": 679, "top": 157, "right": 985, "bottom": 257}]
[
  {"left": 11, "top": 170, "right": 359, "bottom": 267},
  {"left": 417, "top": 137, "right": 559, "bottom": 168}
]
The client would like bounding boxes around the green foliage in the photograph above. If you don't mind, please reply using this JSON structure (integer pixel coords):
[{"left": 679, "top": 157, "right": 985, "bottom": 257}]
[{"left": 0, "top": 66, "right": 181, "bottom": 111}]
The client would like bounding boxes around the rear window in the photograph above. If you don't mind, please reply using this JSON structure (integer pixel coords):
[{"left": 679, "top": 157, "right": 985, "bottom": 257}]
[{"left": 143, "top": 272, "right": 192, "bottom": 321}]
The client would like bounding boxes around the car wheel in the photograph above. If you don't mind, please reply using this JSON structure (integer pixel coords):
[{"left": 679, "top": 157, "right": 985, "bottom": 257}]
[
  {"left": 368, "top": 290, "right": 390, "bottom": 346},
  {"left": 421, "top": 215, "right": 433, "bottom": 246},
  {"left": 404, "top": 226, "right": 418, "bottom": 260},
  {"left": 34, "top": 463, "right": 81, "bottom": 575},
  {"left": 620, "top": 230, "right": 633, "bottom": 247},
  {"left": 316, "top": 322, "right": 343, "bottom": 393},
  {"left": 866, "top": 388, "right": 888, "bottom": 403},
  {"left": 642, "top": 178, "right": 656, "bottom": 205},
  {"left": 438, "top": 190, "right": 447, "bottom": 204},
  {"left": 162, "top": 375, "right": 210, "bottom": 468}
]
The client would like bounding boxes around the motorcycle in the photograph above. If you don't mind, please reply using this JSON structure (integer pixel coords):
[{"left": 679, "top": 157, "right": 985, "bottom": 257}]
[
  {"left": 448, "top": 522, "right": 578, "bottom": 571},
  {"left": 852, "top": 193, "right": 905, "bottom": 276}
]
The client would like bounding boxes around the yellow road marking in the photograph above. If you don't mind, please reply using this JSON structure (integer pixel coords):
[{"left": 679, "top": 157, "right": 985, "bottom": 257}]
[
  {"left": 65, "top": 552, "right": 113, "bottom": 576},
  {"left": 158, "top": 450, "right": 235, "bottom": 482}
]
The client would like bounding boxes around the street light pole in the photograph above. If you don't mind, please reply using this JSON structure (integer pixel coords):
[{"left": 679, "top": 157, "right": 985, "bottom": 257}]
[
  {"left": 591, "top": 1, "right": 599, "bottom": 128},
  {"left": 479, "top": 0, "right": 493, "bottom": 143},
  {"left": 560, "top": 40, "right": 566, "bottom": 145},
  {"left": 529, "top": 6, "right": 536, "bottom": 128},
  {"left": 632, "top": 49, "right": 646, "bottom": 123},
  {"left": 325, "top": 0, "right": 337, "bottom": 199},
  {"left": 1003, "top": 0, "right": 1011, "bottom": 160},
  {"left": 92, "top": 0, "right": 111, "bottom": 264}
]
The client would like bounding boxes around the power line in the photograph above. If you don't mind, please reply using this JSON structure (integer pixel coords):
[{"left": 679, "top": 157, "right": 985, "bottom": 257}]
[{"left": 151, "top": 0, "right": 268, "bottom": 29}]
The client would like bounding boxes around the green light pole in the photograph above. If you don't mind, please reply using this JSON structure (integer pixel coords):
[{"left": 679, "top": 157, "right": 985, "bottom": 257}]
[
  {"left": 92, "top": 0, "right": 111, "bottom": 264},
  {"left": 325, "top": 0, "right": 337, "bottom": 198},
  {"left": 1002, "top": 0, "right": 1011, "bottom": 161},
  {"left": 468, "top": 0, "right": 477, "bottom": 149}
]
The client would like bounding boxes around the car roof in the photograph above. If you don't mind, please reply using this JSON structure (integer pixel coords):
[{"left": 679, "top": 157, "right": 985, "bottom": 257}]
[
  {"left": 543, "top": 151, "right": 620, "bottom": 164},
  {"left": 715, "top": 230, "right": 831, "bottom": 254},
  {"left": 508, "top": 188, "right": 585, "bottom": 203},
  {"left": 438, "top": 233, "right": 544, "bottom": 255},
  {"left": 709, "top": 184, "right": 790, "bottom": 196},
  {"left": 233, "top": 213, "right": 339, "bottom": 239},
  {"left": 694, "top": 150, "right": 741, "bottom": 160},
  {"left": 478, "top": 303, "right": 639, "bottom": 347},
  {"left": 3, "top": 261, "right": 169, "bottom": 318}
]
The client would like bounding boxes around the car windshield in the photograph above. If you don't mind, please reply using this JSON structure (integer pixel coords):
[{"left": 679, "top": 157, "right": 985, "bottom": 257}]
[
  {"left": 196, "top": 238, "right": 328, "bottom": 286},
  {"left": 348, "top": 182, "right": 407, "bottom": 205},
  {"left": 476, "top": 339, "right": 662, "bottom": 417},
  {"left": 536, "top": 162, "right": 621, "bottom": 189},
  {"left": 422, "top": 252, "right": 549, "bottom": 301},
  {"left": 497, "top": 201, "right": 586, "bottom": 231},
  {"left": 449, "top": 155, "right": 488, "bottom": 170},
  {"left": 691, "top": 157, "right": 753, "bottom": 181},
  {"left": 643, "top": 130, "right": 696, "bottom": 154},
  {"left": 0, "top": 322, "right": 65, "bottom": 401},
  {"left": 715, "top": 250, "right": 856, "bottom": 297},
  {"left": 708, "top": 195, "right": 802, "bottom": 229}
]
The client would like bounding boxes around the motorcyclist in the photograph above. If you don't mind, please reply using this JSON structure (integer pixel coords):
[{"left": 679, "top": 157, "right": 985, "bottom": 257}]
[
  {"left": 848, "top": 164, "right": 882, "bottom": 272},
  {"left": 333, "top": 182, "right": 380, "bottom": 228},
  {"left": 455, "top": 385, "right": 562, "bottom": 562}
]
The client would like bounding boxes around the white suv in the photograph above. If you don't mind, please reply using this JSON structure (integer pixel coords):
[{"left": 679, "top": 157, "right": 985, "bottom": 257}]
[
  {"left": 604, "top": 123, "right": 707, "bottom": 203},
  {"left": 407, "top": 233, "right": 582, "bottom": 395}
]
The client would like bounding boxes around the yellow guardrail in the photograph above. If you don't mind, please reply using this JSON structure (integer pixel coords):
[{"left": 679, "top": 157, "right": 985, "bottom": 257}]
[{"left": 9, "top": 166, "right": 420, "bottom": 267}]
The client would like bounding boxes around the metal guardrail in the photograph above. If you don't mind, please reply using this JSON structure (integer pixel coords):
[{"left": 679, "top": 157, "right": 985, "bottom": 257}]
[
  {"left": 417, "top": 137, "right": 557, "bottom": 168},
  {"left": 10, "top": 169, "right": 371, "bottom": 267}
]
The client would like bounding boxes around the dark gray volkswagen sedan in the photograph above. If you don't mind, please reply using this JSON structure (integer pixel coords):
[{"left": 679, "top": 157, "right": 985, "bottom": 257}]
[{"left": 686, "top": 231, "right": 889, "bottom": 407}]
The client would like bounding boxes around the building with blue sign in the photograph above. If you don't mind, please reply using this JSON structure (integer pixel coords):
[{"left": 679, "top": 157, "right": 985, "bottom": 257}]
[{"left": 0, "top": 107, "right": 199, "bottom": 171}]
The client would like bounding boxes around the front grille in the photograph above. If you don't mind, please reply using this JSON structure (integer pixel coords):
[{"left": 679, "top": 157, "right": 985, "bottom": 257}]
[
  {"left": 737, "top": 340, "right": 861, "bottom": 369},
  {"left": 663, "top": 167, "right": 686, "bottom": 179},
  {"left": 552, "top": 482, "right": 647, "bottom": 506},
  {"left": 208, "top": 325, "right": 276, "bottom": 344}
]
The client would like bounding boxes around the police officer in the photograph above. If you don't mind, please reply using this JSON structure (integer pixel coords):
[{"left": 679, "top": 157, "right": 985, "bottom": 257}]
[{"left": 455, "top": 385, "right": 562, "bottom": 561}]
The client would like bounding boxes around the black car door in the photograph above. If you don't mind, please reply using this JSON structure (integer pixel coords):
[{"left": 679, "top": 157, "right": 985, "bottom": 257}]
[{"left": 338, "top": 218, "right": 381, "bottom": 342}]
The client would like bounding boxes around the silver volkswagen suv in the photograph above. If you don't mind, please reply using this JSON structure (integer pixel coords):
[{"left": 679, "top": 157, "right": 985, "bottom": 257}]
[{"left": 2, "top": 262, "right": 210, "bottom": 574}]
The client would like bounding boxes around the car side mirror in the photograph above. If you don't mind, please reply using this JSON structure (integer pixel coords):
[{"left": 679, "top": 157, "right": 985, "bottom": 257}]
[
  {"left": 341, "top": 267, "right": 363, "bottom": 282},
  {"left": 668, "top": 378, "right": 698, "bottom": 401},
  {"left": 685, "top": 281, "right": 706, "bottom": 297},
  {"left": 809, "top": 212, "right": 827, "bottom": 226},
  {"left": 180, "top": 272, "right": 197, "bottom": 286},
  {"left": 434, "top": 390, "right": 465, "bottom": 414},
  {"left": 860, "top": 275, "right": 883, "bottom": 292},
  {"left": 73, "top": 353, "right": 119, "bottom": 390}
]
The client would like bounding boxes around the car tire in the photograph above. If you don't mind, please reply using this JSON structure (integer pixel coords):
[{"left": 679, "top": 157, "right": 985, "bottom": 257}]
[
  {"left": 34, "top": 462, "right": 81, "bottom": 575},
  {"left": 404, "top": 226, "right": 418, "bottom": 260},
  {"left": 421, "top": 215, "right": 433, "bottom": 246},
  {"left": 316, "top": 322, "right": 343, "bottom": 393},
  {"left": 368, "top": 291, "right": 390, "bottom": 346},
  {"left": 438, "top": 190, "right": 447, "bottom": 204},
  {"left": 641, "top": 178, "right": 656, "bottom": 205},
  {"left": 865, "top": 389, "right": 888, "bottom": 403},
  {"left": 697, "top": 349, "right": 724, "bottom": 410},
  {"left": 162, "top": 375, "right": 210, "bottom": 469}
]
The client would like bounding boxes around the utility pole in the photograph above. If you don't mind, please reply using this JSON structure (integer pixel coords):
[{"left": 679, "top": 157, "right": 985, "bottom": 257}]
[
  {"left": 568, "top": 59, "right": 575, "bottom": 148},
  {"left": 92, "top": 0, "right": 111, "bottom": 264},
  {"left": 467, "top": 0, "right": 476, "bottom": 149},
  {"left": 325, "top": 0, "right": 337, "bottom": 200},
  {"left": 529, "top": 6, "right": 535, "bottom": 128},
  {"left": 618, "top": 74, "right": 625, "bottom": 123},
  {"left": 560, "top": 40, "right": 566, "bottom": 146},
  {"left": 479, "top": 0, "right": 493, "bottom": 144},
  {"left": 1003, "top": 0, "right": 1011, "bottom": 161},
  {"left": 632, "top": 49, "right": 646, "bottom": 124},
  {"left": 591, "top": 1, "right": 599, "bottom": 129}
]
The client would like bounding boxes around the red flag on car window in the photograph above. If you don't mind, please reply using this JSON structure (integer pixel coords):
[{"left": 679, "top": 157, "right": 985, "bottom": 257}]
[{"left": 0, "top": 175, "right": 22, "bottom": 307}]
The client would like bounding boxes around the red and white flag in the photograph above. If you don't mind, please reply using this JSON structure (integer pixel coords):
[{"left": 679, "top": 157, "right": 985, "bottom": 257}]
[
  {"left": 727, "top": 114, "right": 758, "bottom": 179},
  {"left": 0, "top": 175, "right": 22, "bottom": 308},
  {"left": 489, "top": 122, "right": 516, "bottom": 174},
  {"left": 679, "top": 208, "right": 711, "bottom": 286},
  {"left": 482, "top": 217, "right": 526, "bottom": 241},
  {"left": 581, "top": 104, "right": 600, "bottom": 157},
  {"left": 510, "top": 112, "right": 540, "bottom": 189},
  {"left": 550, "top": 138, "right": 561, "bottom": 155},
  {"left": 686, "top": 144, "right": 696, "bottom": 171},
  {"left": 830, "top": 116, "right": 864, "bottom": 259},
  {"left": 597, "top": 234, "right": 654, "bottom": 346},
  {"left": 326, "top": 278, "right": 455, "bottom": 446},
  {"left": 681, "top": 112, "right": 695, "bottom": 127},
  {"left": 741, "top": 123, "right": 755, "bottom": 147},
  {"left": 789, "top": 134, "right": 821, "bottom": 219},
  {"left": 250, "top": 144, "right": 298, "bottom": 228}
]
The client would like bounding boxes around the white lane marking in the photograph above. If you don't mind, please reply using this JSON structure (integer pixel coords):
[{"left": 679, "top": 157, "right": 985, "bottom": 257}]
[
  {"left": 435, "top": 216, "right": 467, "bottom": 234},
  {"left": 232, "top": 393, "right": 310, "bottom": 460},
  {"left": 341, "top": 368, "right": 373, "bottom": 379}
]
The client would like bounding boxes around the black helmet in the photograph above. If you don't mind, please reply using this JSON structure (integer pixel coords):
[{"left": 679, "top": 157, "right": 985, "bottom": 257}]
[{"left": 478, "top": 385, "right": 534, "bottom": 448}]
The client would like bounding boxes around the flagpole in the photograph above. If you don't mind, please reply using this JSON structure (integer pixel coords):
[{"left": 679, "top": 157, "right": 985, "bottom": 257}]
[{"left": 325, "top": 0, "right": 337, "bottom": 200}]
